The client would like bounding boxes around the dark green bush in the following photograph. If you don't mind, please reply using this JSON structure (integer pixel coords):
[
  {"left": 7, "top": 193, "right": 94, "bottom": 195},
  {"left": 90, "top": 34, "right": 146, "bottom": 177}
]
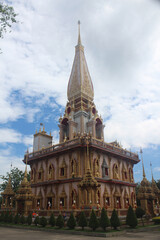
[
  {"left": 78, "top": 211, "right": 87, "bottom": 230},
  {"left": 56, "top": 214, "right": 64, "bottom": 228},
  {"left": 40, "top": 216, "right": 47, "bottom": 227},
  {"left": 89, "top": 209, "right": 99, "bottom": 231},
  {"left": 14, "top": 214, "right": 20, "bottom": 224},
  {"left": 126, "top": 205, "right": 137, "bottom": 228},
  {"left": 135, "top": 207, "right": 145, "bottom": 226},
  {"left": 20, "top": 215, "right": 26, "bottom": 224},
  {"left": 4, "top": 211, "right": 9, "bottom": 223},
  {"left": 49, "top": 213, "right": 55, "bottom": 227},
  {"left": 67, "top": 212, "right": 76, "bottom": 229},
  {"left": 110, "top": 209, "right": 120, "bottom": 230},
  {"left": 0, "top": 212, "right": 5, "bottom": 222},
  {"left": 34, "top": 216, "right": 40, "bottom": 226},
  {"left": 8, "top": 213, "right": 13, "bottom": 223},
  {"left": 99, "top": 207, "right": 110, "bottom": 231},
  {"left": 26, "top": 213, "right": 32, "bottom": 225}
]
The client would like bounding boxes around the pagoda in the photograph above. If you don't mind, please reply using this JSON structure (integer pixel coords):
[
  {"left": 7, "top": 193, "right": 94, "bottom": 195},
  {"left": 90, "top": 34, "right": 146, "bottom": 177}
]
[{"left": 24, "top": 23, "right": 140, "bottom": 216}]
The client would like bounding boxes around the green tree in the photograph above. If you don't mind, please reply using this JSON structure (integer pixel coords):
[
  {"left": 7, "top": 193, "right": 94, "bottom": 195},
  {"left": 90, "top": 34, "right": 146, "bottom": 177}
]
[
  {"left": 40, "top": 217, "right": 47, "bottom": 227},
  {"left": 78, "top": 211, "right": 87, "bottom": 230},
  {"left": 89, "top": 209, "right": 99, "bottom": 231},
  {"left": 99, "top": 207, "right": 110, "bottom": 231},
  {"left": 20, "top": 215, "right": 26, "bottom": 224},
  {"left": 26, "top": 213, "right": 32, "bottom": 225},
  {"left": 135, "top": 207, "right": 145, "bottom": 226},
  {"left": 8, "top": 213, "right": 13, "bottom": 223},
  {"left": 0, "top": 1, "right": 18, "bottom": 39},
  {"left": 110, "top": 209, "right": 120, "bottom": 230},
  {"left": 34, "top": 216, "right": 40, "bottom": 226},
  {"left": 0, "top": 167, "right": 30, "bottom": 193},
  {"left": 0, "top": 211, "right": 4, "bottom": 222},
  {"left": 49, "top": 213, "right": 55, "bottom": 227},
  {"left": 4, "top": 211, "right": 9, "bottom": 223},
  {"left": 14, "top": 214, "right": 20, "bottom": 224},
  {"left": 126, "top": 205, "right": 138, "bottom": 228},
  {"left": 56, "top": 214, "right": 64, "bottom": 228},
  {"left": 67, "top": 212, "right": 76, "bottom": 229}
]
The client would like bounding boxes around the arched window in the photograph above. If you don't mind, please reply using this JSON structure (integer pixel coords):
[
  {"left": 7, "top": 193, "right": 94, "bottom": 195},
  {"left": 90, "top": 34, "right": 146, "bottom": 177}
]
[
  {"left": 48, "top": 164, "right": 55, "bottom": 180},
  {"left": 113, "top": 164, "right": 119, "bottom": 179},
  {"left": 96, "top": 118, "right": 102, "bottom": 139},
  {"left": 31, "top": 168, "right": 36, "bottom": 182},
  {"left": 62, "top": 118, "right": 69, "bottom": 141},
  {"left": 129, "top": 168, "right": 133, "bottom": 182}
]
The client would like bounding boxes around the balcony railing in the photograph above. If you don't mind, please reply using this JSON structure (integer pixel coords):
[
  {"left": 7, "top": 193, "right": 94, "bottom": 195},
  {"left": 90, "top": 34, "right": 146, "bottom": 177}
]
[{"left": 25, "top": 136, "right": 139, "bottom": 162}]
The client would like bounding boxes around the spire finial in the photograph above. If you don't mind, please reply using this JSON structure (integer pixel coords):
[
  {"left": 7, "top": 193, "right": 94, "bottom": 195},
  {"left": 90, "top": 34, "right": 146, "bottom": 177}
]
[
  {"left": 150, "top": 162, "right": 154, "bottom": 181},
  {"left": 24, "top": 149, "right": 29, "bottom": 178},
  {"left": 140, "top": 148, "right": 146, "bottom": 178},
  {"left": 78, "top": 20, "right": 81, "bottom": 45}
]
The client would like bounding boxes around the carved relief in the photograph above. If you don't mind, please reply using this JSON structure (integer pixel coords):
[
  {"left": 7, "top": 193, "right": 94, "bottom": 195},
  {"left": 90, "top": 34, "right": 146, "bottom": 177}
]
[{"left": 113, "top": 164, "right": 119, "bottom": 180}]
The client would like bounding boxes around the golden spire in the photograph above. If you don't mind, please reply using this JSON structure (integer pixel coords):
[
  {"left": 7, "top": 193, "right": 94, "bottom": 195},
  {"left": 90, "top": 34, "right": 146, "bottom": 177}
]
[
  {"left": 23, "top": 149, "right": 28, "bottom": 182},
  {"left": 78, "top": 20, "right": 81, "bottom": 45},
  {"left": 140, "top": 148, "right": 146, "bottom": 178},
  {"left": 150, "top": 162, "right": 154, "bottom": 182},
  {"left": 67, "top": 22, "right": 94, "bottom": 101}
]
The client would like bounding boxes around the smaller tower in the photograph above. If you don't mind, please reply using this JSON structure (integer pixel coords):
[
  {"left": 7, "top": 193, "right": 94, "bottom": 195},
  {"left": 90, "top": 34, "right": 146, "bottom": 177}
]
[
  {"left": 137, "top": 149, "right": 156, "bottom": 216},
  {"left": 15, "top": 154, "right": 34, "bottom": 216},
  {"left": 33, "top": 124, "right": 52, "bottom": 151},
  {"left": 1, "top": 176, "right": 15, "bottom": 210}
]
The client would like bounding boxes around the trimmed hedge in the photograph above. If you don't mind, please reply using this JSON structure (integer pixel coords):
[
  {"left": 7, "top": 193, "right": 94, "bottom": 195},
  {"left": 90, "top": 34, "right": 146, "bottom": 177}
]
[
  {"left": 110, "top": 209, "right": 120, "bottom": 230},
  {"left": 126, "top": 205, "right": 137, "bottom": 228},
  {"left": 99, "top": 207, "right": 110, "bottom": 231},
  {"left": 67, "top": 212, "right": 76, "bottom": 229},
  {"left": 78, "top": 211, "right": 87, "bottom": 230},
  {"left": 89, "top": 209, "right": 99, "bottom": 231}
]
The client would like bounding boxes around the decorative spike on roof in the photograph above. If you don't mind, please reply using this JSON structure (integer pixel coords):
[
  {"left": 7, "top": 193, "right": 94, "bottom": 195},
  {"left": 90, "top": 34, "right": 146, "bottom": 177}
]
[
  {"left": 1, "top": 175, "right": 15, "bottom": 196},
  {"left": 67, "top": 21, "right": 94, "bottom": 101},
  {"left": 140, "top": 148, "right": 146, "bottom": 178}
]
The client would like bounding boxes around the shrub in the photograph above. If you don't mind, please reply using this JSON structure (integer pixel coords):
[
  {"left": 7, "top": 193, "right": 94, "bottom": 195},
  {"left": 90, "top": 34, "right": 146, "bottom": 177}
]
[
  {"left": 78, "top": 211, "right": 87, "bottom": 230},
  {"left": 67, "top": 212, "right": 76, "bottom": 229},
  {"left": 99, "top": 207, "right": 110, "bottom": 231},
  {"left": 49, "top": 213, "right": 55, "bottom": 227},
  {"left": 40, "top": 217, "right": 47, "bottom": 227},
  {"left": 126, "top": 205, "right": 137, "bottom": 228},
  {"left": 135, "top": 207, "right": 145, "bottom": 226},
  {"left": 56, "top": 214, "right": 64, "bottom": 228},
  {"left": 8, "top": 213, "right": 13, "bottom": 223},
  {"left": 26, "top": 213, "right": 32, "bottom": 225},
  {"left": 110, "top": 209, "right": 120, "bottom": 230},
  {"left": 34, "top": 216, "right": 40, "bottom": 226},
  {"left": 89, "top": 209, "right": 99, "bottom": 231},
  {"left": 20, "top": 215, "right": 26, "bottom": 224},
  {"left": 152, "top": 216, "right": 160, "bottom": 225},
  {"left": 0, "top": 212, "right": 4, "bottom": 222},
  {"left": 14, "top": 214, "right": 20, "bottom": 224},
  {"left": 4, "top": 211, "right": 9, "bottom": 223}
]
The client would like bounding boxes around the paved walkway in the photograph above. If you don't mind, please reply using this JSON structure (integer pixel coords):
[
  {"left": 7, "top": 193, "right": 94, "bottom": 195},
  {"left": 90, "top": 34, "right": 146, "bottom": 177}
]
[{"left": 0, "top": 227, "right": 159, "bottom": 240}]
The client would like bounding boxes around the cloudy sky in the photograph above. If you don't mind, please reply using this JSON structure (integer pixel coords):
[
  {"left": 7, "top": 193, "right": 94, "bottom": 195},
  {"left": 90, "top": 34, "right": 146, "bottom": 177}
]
[{"left": 0, "top": 0, "right": 160, "bottom": 183}]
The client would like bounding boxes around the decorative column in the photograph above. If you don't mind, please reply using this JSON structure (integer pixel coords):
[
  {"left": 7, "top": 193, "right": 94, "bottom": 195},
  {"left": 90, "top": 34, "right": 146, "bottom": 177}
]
[{"left": 58, "top": 124, "right": 64, "bottom": 143}]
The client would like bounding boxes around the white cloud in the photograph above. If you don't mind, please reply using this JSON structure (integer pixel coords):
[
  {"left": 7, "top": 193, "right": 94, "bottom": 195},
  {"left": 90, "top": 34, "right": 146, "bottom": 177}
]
[
  {"left": 23, "top": 135, "right": 33, "bottom": 146},
  {"left": 0, "top": 128, "right": 22, "bottom": 144},
  {"left": 0, "top": 128, "right": 33, "bottom": 147},
  {"left": 154, "top": 167, "right": 160, "bottom": 172}
]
